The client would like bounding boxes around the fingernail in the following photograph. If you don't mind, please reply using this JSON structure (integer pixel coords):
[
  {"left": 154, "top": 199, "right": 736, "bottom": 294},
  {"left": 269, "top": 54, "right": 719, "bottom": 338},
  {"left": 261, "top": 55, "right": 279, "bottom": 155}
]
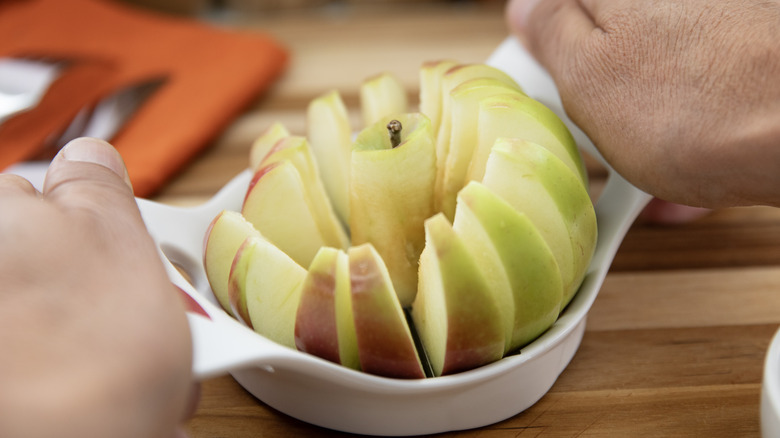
[
  {"left": 507, "top": 0, "right": 543, "bottom": 29},
  {"left": 59, "top": 137, "right": 133, "bottom": 189}
]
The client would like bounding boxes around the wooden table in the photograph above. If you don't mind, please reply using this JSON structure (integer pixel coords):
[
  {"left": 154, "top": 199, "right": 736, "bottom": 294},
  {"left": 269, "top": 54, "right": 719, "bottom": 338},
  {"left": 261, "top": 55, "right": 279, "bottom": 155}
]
[{"left": 155, "top": 3, "right": 780, "bottom": 436}]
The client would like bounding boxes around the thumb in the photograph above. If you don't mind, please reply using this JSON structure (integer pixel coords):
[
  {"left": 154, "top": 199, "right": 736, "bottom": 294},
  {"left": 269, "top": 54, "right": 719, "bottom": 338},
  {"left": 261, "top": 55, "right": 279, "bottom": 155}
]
[
  {"left": 43, "top": 137, "right": 142, "bottom": 228},
  {"left": 505, "top": 0, "right": 595, "bottom": 85}
]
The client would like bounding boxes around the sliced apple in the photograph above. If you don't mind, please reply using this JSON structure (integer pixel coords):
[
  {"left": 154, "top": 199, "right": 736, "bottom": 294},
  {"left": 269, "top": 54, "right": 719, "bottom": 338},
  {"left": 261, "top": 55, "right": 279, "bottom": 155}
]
[
  {"left": 249, "top": 122, "right": 290, "bottom": 171},
  {"left": 412, "top": 213, "right": 505, "bottom": 376},
  {"left": 307, "top": 90, "right": 352, "bottom": 225},
  {"left": 455, "top": 181, "right": 563, "bottom": 352},
  {"left": 350, "top": 112, "right": 436, "bottom": 307},
  {"left": 294, "top": 246, "right": 340, "bottom": 364},
  {"left": 467, "top": 93, "right": 587, "bottom": 185},
  {"left": 418, "top": 59, "right": 458, "bottom": 135},
  {"left": 227, "top": 237, "right": 255, "bottom": 326},
  {"left": 242, "top": 160, "right": 327, "bottom": 268},
  {"left": 360, "top": 72, "right": 408, "bottom": 127},
  {"left": 439, "top": 78, "right": 524, "bottom": 219},
  {"left": 432, "top": 63, "right": 524, "bottom": 210},
  {"left": 259, "top": 136, "right": 349, "bottom": 251},
  {"left": 235, "top": 235, "right": 307, "bottom": 349},
  {"left": 294, "top": 246, "right": 359, "bottom": 369},
  {"left": 348, "top": 243, "right": 424, "bottom": 379},
  {"left": 203, "top": 210, "right": 262, "bottom": 315},
  {"left": 481, "top": 138, "right": 596, "bottom": 306}
]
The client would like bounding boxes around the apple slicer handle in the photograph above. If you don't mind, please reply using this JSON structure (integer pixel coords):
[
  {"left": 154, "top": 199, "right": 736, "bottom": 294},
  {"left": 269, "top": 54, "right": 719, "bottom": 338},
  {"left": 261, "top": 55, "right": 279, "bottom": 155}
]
[{"left": 137, "top": 191, "right": 292, "bottom": 381}]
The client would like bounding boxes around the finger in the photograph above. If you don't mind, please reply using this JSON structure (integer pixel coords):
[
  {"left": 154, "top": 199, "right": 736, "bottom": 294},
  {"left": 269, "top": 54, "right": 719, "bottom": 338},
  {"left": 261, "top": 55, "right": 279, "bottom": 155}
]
[
  {"left": 506, "top": 0, "right": 596, "bottom": 81},
  {"left": 0, "top": 173, "right": 39, "bottom": 198},
  {"left": 42, "top": 137, "right": 141, "bottom": 228}
]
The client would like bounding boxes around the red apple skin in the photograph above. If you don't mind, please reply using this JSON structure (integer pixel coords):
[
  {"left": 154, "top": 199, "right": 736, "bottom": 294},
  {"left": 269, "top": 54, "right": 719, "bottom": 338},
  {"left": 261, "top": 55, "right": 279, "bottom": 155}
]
[
  {"left": 243, "top": 161, "right": 281, "bottom": 207},
  {"left": 294, "top": 269, "right": 340, "bottom": 365},
  {"left": 227, "top": 237, "right": 254, "bottom": 328},
  {"left": 349, "top": 245, "right": 424, "bottom": 379}
]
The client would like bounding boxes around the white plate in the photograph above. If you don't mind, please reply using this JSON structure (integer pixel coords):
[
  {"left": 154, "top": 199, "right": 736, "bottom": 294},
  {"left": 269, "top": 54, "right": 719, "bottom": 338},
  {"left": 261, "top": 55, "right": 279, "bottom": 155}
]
[
  {"left": 136, "top": 37, "right": 652, "bottom": 436},
  {"left": 763, "top": 327, "right": 780, "bottom": 437}
]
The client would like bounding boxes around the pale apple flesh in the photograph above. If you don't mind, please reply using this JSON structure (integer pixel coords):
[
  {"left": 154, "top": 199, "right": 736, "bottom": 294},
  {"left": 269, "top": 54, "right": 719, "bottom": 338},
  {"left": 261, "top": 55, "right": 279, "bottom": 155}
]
[
  {"left": 360, "top": 72, "right": 408, "bottom": 128},
  {"left": 348, "top": 243, "right": 425, "bottom": 379},
  {"left": 439, "top": 77, "right": 524, "bottom": 219},
  {"left": 467, "top": 93, "right": 587, "bottom": 185},
  {"left": 203, "top": 210, "right": 262, "bottom": 315},
  {"left": 307, "top": 90, "right": 352, "bottom": 225},
  {"left": 412, "top": 213, "right": 505, "bottom": 376},
  {"left": 258, "top": 136, "right": 349, "bottom": 250},
  {"left": 432, "top": 63, "right": 525, "bottom": 210},
  {"left": 350, "top": 112, "right": 436, "bottom": 307},
  {"left": 240, "top": 234, "right": 307, "bottom": 350},
  {"left": 249, "top": 122, "right": 290, "bottom": 171},
  {"left": 418, "top": 59, "right": 458, "bottom": 135},
  {"left": 242, "top": 160, "right": 329, "bottom": 268}
]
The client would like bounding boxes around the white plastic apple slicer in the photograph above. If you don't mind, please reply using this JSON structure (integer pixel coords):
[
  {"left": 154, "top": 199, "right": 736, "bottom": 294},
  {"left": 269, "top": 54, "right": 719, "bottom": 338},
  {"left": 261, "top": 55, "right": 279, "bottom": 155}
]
[{"left": 136, "top": 37, "right": 653, "bottom": 436}]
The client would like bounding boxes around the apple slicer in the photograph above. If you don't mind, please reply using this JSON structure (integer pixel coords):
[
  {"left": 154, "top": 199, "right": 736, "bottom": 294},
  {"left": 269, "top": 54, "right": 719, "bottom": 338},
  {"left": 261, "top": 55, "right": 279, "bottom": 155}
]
[{"left": 136, "top": 37, "right": 653, "bottom": 436}]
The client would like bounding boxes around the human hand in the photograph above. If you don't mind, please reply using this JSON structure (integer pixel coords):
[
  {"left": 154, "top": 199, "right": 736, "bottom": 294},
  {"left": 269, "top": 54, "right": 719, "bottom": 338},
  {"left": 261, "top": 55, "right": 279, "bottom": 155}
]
[
  {"left": 0, "top": 138, "right": 196, "bottom": 438},
  {"left": 506, "top": 0, "right": 780, "bottom": 209}
]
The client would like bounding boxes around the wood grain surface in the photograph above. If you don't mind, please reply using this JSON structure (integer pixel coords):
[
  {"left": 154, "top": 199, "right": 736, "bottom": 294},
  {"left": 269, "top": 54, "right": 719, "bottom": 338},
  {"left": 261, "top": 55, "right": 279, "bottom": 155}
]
[{"left": 155, "top": 2, "right": 780, "bottom": 436}]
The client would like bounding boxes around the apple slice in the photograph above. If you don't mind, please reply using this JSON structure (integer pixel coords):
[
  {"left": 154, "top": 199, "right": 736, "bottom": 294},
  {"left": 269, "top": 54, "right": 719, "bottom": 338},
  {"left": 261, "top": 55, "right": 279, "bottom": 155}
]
[
  {"left": 433, "top": 63, "right": 524, "bottom": 210},
  {"left": 350, "top": 112, "right": 436, "bottom": 306},
  {"left": 294, "top": 246, "right": 359, "bottom": 370},
  {"left": 307, "top": 90, "right": 352, "bottom": 225},
  {"left": 258, "top": 136, "right": 349, "bottom": 251},
  {"left": 360, "top": 72, "right": 408, "bottom": 127},
  {"left": 418, "top": 59, "right": 457, "bottom": 135},
  {"left": 481, "top": 138, "right": 597, "bottom": 306},
  {"left": 232, "top": 235, "right": 307, "bottom": 349},
  {"left": 412, "top": 213, "right": 505, "bottom": 376},
  {"left": 249, "top": 122, "right": 290, "bottom": 171},
  {"left": 467, "top": 93, "right": 587, "bottom": 185},
  {"left": 439, "top": 78, "right": 524, "bottom": 219},
  {"left": 348, "top": 243, "right": 424, "bottom": 379},
  {"left": 203, "top": 210, "right": 262, "bottom": 315},
  {"left": 242, "top": 160, "right": 328, "bottom": 268},
  {"left": 455, "top": 181, "right": 563, "bottom": 352}
]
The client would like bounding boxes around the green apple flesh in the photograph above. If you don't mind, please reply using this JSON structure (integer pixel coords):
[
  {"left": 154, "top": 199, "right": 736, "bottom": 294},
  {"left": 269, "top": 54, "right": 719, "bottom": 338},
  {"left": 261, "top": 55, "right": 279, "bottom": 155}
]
[
  {"left": 348, "top": 243, "right": 425, "bottom": 379},
  {"left": 259, "top": 136, "right": 349, "bottom": 250},
  {"left": 467, "top": 93, "right": 587, "bottom": 185},
  {"left": 482, "top": 138, "right": 596, "bottom": 306},
  {"left": 456, "top": 181, "right": 563, "bottom": 352},
  {"left": 242, "top": 160, "right": 329, "bottom": 268},
  {"left": 350, "top": 113, "right": 436, "bottom": 307},
  {"left": 418, "top": 59, "right": 457, "bottom": 135},
  {"left": 360, "top": 72, "right": 408, "bottom": 127},
  {"left": 203, "top": 210, "right": 262, "bottom": 315},
  {"left": 307, "top": 90, "right": 352, "bottom": 225},
  {"left": 249, "top": 122, "right": 290, "bottom": 171},
  {"left": 237, "top": 235, "right": 307, "bottom": 349},
  {"left": 412, "top": 213, "right": 505, "bottom": 376},
  {"left": 439, "top": 78, "right": 524, "bottom": 219}
]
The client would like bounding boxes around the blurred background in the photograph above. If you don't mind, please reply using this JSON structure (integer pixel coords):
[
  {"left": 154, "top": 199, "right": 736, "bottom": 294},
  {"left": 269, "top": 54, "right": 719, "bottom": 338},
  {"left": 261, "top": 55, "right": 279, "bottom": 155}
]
[{"left": 120, "top": 0, "right": 504, "bottom": 16}]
